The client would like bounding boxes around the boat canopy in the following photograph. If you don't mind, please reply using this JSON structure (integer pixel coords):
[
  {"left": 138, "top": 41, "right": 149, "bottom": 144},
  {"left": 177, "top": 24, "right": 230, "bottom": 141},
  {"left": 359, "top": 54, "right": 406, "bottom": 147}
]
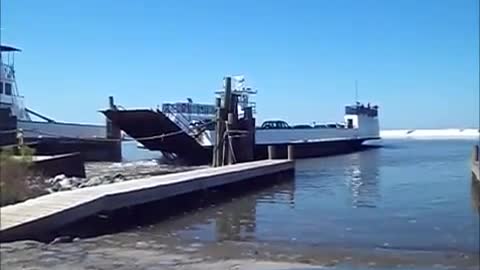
[{"left": 0, "top": 45, "right": 22, "bottom": 52}]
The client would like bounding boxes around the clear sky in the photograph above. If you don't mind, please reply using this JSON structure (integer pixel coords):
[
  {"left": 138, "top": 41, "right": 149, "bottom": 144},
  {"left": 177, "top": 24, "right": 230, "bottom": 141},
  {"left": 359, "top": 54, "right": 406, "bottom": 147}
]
[{"left": 1, "top": 0, "right": 479, "bottom": 129}]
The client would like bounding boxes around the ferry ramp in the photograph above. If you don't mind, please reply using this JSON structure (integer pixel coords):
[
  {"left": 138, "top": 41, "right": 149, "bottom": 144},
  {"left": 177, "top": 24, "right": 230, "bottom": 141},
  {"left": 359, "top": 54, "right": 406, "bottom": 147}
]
[{"left": 102, "top": 109, "right": 210, "bottom": 165}]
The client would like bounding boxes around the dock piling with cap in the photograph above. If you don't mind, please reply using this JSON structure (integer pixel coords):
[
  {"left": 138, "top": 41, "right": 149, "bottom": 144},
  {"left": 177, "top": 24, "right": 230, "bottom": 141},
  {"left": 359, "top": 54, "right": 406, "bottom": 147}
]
[{"left": 213, "top": 76, "right": 256, "bottom": 167}]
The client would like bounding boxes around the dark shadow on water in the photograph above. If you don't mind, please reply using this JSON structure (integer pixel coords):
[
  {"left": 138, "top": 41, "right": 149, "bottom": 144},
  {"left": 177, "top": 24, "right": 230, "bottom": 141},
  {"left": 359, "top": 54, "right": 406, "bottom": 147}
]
[
  {"left": 361, "top": 144, "right": 383, "bottom": 150},
  {"left": 39, "top": 170, "right": 295, "bottom": 242},
  {"left": 371, "top": 142, "right": 405, "bottom": 150},
  {"left": 471, "top": 176, "right": 480, "bottom": 215}
]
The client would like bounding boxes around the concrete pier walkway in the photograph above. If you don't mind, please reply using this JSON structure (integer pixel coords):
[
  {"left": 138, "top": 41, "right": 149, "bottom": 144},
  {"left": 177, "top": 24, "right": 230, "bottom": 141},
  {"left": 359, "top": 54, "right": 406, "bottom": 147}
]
[{"left": 0, "top": 159, "right": 294, "bottom": 242}]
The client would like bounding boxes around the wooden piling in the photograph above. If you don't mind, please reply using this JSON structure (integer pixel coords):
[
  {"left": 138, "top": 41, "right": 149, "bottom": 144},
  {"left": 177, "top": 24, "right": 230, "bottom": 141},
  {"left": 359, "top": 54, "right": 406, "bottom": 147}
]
[
  {"left": 106, "top": 96, "right": 122, "bottom": 162},
  {"left": 214, "top": 77, "right": 232, "bottom": 167},
  {"left": 241, "top": 107, "right": 255, "bottom": 162},
  {"left": 222, "top": 77, "right": 233, "bottom": 166},
  {"left": 223, "top": 77, "right": 232, "bottom": 116},
  {"left": 106, "top": 96, "right": 121, "bottom": 139},
  {"left": 288, "top": 145, "right": 295, "bottom": 160},
  {"left": 227, "top": 113, "right": 237, "bottom": 165},
  {"left": 268, "top": 145, "right": 281, "bottom": 160},
  {"left": 213, "top": 108, "right": 225, "bottom": 167},
  {"left": 212, "top": 98, "right": 222, "bottom": 167}
]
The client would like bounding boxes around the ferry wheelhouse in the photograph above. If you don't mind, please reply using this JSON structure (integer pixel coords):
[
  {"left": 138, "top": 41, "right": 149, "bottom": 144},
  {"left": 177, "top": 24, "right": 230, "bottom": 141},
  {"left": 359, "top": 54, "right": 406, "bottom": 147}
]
[{"left": 0, "top": 44, "right": 106, "bottom": 139}]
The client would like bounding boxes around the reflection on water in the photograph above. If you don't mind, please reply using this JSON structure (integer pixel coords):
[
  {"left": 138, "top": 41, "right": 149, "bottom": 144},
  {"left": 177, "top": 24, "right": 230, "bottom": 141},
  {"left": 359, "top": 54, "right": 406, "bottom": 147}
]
[
  {"left": 214, "top": 189, "right": 258, "bottom": 241},
  {"left": 56, "top": 172, "right": 296, "bottom": 243},
  {"left": 115, "top": 139, "right": 479, "bottom": 255},
  {"left": 215, "top": 180, "right": 297, "bottom": 242},
  {"left": 471, "top": 177, "right": 480, "bottom": 214},
  {"left": 344, "top": 150, "right": 380, "bottom": 208},
  {"left": 169, "top": 178, "right": 297, "bottom": 242}
]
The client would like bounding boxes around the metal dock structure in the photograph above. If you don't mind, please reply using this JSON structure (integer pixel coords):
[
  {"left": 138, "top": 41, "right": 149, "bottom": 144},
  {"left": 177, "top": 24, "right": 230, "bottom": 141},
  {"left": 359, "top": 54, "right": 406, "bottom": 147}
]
[{"left": 0, "top": 159, "right": 294, "bottom": 242}]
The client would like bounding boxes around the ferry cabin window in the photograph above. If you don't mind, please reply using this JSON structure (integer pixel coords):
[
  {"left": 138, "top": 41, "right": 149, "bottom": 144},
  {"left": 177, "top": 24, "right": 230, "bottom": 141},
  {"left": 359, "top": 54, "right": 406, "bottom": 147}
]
[
  {"left": 347, "top": 119, "right": 353, "bottom": 129},
  {"left": 5, "top": 83, "right": 12, "bottom": 95},
  {"left": 0, "top": 83, "right": 3, "bottom": 94}
]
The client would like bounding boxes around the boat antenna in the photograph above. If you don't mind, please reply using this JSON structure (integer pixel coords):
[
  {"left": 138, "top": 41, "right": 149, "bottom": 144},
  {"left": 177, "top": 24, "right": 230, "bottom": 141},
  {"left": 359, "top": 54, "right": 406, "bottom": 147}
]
[{"left": 355, "top": 80, "right": 359, "bottom": 103}]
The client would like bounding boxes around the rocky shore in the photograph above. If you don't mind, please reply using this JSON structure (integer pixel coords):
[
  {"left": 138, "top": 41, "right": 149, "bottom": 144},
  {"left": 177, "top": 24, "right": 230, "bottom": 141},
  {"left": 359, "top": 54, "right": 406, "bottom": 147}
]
[{"left": 43, "top": 160, "right": 205, "bottom": 193}]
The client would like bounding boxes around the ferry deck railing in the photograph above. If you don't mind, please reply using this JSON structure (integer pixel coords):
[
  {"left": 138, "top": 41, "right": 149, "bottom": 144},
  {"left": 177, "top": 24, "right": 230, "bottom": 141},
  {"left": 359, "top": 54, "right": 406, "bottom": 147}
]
[{"left": 162, "top": 105, "right": 194, "bottom": 135}]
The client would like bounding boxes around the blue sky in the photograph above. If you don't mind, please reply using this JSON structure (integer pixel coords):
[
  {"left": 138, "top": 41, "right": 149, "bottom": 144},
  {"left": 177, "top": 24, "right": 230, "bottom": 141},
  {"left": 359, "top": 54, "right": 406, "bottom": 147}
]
[{"left": 2, "top": 0, "right": 478, "bottom": 128}]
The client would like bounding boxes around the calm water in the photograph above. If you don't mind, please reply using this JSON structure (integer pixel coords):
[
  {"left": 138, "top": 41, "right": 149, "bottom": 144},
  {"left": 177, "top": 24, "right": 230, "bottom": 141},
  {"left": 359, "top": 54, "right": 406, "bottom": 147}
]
[{"left": 123, "top": 139, "right": 479, "bottom": 254}]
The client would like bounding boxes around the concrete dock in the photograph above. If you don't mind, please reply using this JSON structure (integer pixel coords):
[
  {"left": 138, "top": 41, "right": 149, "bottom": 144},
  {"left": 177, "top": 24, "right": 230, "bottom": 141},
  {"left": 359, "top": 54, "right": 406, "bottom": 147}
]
[
  {"left": 472, "top": 145, "right": 479, "bottom": 182},
  {"left": 0, "top": 159, "right": 294, "bottom": 242}
]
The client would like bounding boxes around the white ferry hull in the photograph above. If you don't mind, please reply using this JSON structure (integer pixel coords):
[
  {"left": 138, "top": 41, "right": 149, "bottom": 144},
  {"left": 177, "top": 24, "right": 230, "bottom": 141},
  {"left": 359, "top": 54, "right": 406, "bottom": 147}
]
[
  {"left": 198, "top": 128, "right": 380, "bottom": 146},
  {"left": 256, "top": 128, "right": 369, "bottom": 144}
]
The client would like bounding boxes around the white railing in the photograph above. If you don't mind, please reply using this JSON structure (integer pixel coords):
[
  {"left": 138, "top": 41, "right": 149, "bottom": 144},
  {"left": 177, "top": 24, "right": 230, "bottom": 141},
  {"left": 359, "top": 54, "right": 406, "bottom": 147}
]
[{"left": 162, "top": 105, "right": 192, "bottom": 134}]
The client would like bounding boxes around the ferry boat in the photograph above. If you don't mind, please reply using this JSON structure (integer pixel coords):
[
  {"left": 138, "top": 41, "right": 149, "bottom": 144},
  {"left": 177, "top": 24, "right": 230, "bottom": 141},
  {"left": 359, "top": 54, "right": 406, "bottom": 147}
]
[
  {"left": 103, "top": 76, "right": 381, "bottom": 164},
  {"left": 0, "top": 45, "right": 106, "bottom": 140}
]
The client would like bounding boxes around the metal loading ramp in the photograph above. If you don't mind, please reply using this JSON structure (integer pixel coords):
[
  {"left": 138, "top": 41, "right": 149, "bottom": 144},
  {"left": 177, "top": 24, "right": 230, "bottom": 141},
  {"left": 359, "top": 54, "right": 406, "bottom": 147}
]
[{"left": 102, "top": 109, "right": 211, "bottom": 165}]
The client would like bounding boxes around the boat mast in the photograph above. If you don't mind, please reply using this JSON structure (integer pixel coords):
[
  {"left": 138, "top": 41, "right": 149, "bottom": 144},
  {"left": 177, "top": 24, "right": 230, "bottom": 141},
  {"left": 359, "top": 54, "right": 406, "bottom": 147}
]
[{"left": 355, "top": 80, "right": 359, "bottom": 103}]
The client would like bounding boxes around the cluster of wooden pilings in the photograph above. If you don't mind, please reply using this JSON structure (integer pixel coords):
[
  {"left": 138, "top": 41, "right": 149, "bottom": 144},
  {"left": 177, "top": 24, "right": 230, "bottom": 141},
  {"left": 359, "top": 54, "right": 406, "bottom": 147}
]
[{"left": 212, "top": 77, "right": 256, "bottom": 167}]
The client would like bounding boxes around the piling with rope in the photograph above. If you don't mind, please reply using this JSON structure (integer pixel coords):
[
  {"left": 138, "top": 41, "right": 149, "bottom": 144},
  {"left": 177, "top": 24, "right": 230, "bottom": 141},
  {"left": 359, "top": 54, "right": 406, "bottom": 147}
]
[{"left": 212, "top": 76, "right": 256, "bottom": 167}]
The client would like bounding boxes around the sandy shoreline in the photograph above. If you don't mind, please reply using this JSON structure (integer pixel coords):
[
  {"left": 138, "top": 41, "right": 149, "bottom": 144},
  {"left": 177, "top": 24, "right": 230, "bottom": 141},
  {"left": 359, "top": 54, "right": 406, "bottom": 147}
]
[{"left": 1, "top": 231, "right": 478, "bottom": 270}]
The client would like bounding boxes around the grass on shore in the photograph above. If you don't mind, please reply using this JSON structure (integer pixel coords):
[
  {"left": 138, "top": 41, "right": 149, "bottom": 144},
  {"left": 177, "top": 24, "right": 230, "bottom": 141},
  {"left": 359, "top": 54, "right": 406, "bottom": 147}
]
[{"left": 0, "top": 146, "right": 44, "bottom": 206}]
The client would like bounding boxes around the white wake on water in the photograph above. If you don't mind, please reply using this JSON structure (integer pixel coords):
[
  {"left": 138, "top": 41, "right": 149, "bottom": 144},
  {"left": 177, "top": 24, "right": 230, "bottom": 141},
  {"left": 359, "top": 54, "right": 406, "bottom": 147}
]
[{"left": 380, "top": 129, "right": 479, "bottom": 139}]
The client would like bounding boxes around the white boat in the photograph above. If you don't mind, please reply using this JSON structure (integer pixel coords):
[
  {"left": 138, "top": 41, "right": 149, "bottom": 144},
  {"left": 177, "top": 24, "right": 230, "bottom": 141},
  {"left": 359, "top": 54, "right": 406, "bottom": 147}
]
[{"left": 0, "top": 45, "right": 106, "bottom": 139}]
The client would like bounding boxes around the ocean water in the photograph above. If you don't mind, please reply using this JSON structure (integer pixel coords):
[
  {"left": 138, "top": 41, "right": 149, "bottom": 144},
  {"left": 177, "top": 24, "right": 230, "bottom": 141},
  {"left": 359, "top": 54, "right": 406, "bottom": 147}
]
[
  {"left": 121, "top": 139, "right": 479, "bottom": 255},
  {"left": 122, "top": 141, "right": 163, "bottom": 162}
]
